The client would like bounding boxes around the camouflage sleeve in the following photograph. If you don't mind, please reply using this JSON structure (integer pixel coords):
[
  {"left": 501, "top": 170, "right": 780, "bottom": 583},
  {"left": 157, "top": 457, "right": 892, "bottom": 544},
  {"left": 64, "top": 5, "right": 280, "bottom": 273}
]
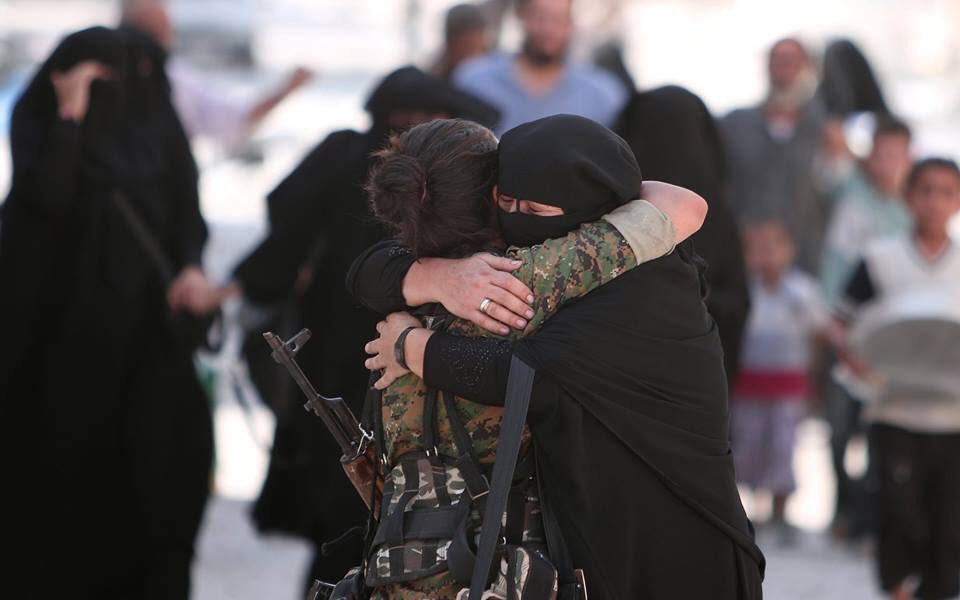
[{"left": 506, "top": 199, "right": 675, "bottom": 333}]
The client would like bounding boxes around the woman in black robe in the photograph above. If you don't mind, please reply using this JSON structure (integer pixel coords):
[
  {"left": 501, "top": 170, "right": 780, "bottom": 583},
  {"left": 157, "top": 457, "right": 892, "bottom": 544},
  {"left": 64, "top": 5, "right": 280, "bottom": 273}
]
[
  {"left": 616, "top": 85, "right": 750, "bottom": 383},
  {"left": 0, "top": 27, "right": 212, "bottom": 599},
  {"left": 350, "top": 118, "right": 765, "bottom": 599}
]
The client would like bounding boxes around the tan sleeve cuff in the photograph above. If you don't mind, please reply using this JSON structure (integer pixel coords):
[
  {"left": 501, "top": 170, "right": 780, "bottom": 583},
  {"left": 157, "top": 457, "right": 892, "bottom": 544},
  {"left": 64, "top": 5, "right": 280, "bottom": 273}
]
[{"left": 602, "top": 199, "right": 677, "bottom": 263}]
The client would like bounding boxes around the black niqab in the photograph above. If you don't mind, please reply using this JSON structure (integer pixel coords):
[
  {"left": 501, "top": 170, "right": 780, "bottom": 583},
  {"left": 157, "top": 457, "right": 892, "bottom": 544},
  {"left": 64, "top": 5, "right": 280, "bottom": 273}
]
[
  {"left": 365, "top": 65, "right": 500, "bottom": 132},
  {"left": 497, "top": 114, "right": 641, "bottom": 246}
]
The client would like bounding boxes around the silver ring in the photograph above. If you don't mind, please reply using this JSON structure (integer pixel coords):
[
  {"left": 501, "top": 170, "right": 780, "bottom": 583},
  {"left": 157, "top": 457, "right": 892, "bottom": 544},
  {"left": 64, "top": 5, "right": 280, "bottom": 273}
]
[{"left": 479, "top": 298, "right": 492, "bottom": 314}]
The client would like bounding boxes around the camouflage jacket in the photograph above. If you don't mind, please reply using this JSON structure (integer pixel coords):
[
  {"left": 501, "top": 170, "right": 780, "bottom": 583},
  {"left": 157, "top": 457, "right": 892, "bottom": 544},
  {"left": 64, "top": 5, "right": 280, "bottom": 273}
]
[{"left": 372, "top": 200, "right": 674, "bottom": 599}]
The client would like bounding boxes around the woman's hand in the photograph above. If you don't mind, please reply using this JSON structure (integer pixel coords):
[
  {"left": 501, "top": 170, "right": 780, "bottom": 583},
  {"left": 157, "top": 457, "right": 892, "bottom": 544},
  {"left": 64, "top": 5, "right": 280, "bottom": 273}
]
[
  {"left": 364, "top": 312, "right": 430, "bottom": 390},
  {"left": 50, "top": 60, "right": 114, "bottom": 123},
  {"left": 167, "top": 269, "right": 238, "bottom": 316},
  {"left": 167, "top": 266, "right": 209, "bottom": 313},
  {"left": 404, "top": 254, "right": 534, "bottom": 335}
]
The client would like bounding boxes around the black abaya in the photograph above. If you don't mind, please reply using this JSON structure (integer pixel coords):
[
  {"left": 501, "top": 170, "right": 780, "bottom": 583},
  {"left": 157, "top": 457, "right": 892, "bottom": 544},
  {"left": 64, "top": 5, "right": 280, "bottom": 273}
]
[
  {"left": 350, "top": 246, "right": 765, "bottom": 600},
  {"left": 0, "top": 27, "right": 212, "bottom": 599}
]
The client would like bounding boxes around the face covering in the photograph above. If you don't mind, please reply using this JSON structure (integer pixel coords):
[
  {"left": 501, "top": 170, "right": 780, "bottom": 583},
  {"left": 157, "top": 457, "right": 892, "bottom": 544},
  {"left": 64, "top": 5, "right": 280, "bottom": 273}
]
[
  {"left": 498, "top": 210, "right": 591, "bottom": 247},
  {"left": 496, "top": 114, "right": 642, "bottom": 246}
]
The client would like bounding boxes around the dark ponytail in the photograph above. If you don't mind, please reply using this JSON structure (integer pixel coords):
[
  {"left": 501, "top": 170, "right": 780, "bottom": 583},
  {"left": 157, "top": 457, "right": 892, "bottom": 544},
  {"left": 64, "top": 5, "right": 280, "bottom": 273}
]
[{"left": 366, "top": 119, "right": 500, "bottom": 258}]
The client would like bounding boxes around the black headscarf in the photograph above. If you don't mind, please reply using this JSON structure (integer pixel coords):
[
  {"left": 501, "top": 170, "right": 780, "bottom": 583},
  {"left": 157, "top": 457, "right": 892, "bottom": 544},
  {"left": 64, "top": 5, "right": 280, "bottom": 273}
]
[
  {"left": 10, "top": 26, "right": 177, "bottom": 187},
  {"left": 496, "top": 114, "right": 642, "bottom": 246},
  {"left": 818, "top": 39, "right": 889, "bottom": 117},
  {"left": 617, "top": 85, "right": 750, "bottom": 382},
  {"left": 364, "top": 65, "right": 499, "bottom": 132}
]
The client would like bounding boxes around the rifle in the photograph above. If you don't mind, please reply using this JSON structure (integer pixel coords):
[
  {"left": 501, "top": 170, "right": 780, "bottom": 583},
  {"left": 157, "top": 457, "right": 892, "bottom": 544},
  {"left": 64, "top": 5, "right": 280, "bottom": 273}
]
[{"left": 263, "top": 329, "right": 381, "bottom": 509}]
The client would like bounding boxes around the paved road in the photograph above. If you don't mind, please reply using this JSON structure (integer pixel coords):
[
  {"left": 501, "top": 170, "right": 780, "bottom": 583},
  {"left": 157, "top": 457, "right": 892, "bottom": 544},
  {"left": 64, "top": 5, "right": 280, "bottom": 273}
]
[{"left": 192, "top": 496, "right": 884, "bottom": 600}]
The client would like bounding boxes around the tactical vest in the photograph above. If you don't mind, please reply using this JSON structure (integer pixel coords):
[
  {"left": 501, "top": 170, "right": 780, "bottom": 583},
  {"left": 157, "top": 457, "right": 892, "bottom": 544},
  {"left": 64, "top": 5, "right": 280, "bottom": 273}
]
[{"left": 365, "top": 386, "right": 555, "bottom": 594}]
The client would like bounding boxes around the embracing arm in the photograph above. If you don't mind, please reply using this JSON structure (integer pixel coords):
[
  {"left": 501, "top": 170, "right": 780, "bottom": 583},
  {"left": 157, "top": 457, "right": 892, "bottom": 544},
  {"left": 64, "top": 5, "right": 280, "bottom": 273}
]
[
  {"left": 516, "top": 180, "right": 704, "bottom": 328},
  {"left": 364, "top": 182, "right": 704, "bottom": 389},
  {"left": 349, "top": 182, "right": 704, "bottom": 333},
  {"left": 514, "top": 195, "right": 677, "bottom": 331},
  {"left": 346, "top": 241, "right": 535, "bottom": 335},
  {"left": 365, "top": 312, "right": 513, "bottom": 402}
]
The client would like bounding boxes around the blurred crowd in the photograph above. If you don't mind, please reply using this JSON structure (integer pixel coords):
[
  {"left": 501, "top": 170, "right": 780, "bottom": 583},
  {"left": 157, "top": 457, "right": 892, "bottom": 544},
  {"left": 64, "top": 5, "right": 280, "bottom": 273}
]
[{"left": 2, "top": 1, "right": 959, "bottom": 599}]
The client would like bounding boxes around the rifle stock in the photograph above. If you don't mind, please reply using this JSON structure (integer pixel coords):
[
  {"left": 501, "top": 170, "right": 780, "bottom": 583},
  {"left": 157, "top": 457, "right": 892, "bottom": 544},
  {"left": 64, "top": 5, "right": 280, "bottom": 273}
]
[{"left": 263, "top": 329, "right": 382, "bottom": 509}]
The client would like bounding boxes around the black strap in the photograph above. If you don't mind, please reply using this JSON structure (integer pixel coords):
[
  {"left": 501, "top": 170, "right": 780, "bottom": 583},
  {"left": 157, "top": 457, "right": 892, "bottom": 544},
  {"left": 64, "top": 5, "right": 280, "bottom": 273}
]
[
  {"left": 111, "top": 190, "right": 222, "bottom": 352},
  {"left": 370, "top": 506, "right": 464, "bottom": 547},
  {"left": 468, "top": 356, "right": 536, "bottom": 600},
  {"left": 442, "top": 391, "right": 479, "bottom": 465},
  {"left": 111, "top": 190, "right": 176, "bottom": 284},
  {"left": 423, "top": 388, "right": 440, "bottom": 455},
  {"left": 442, "top": 391, "right": 490, "bottom": 503}
]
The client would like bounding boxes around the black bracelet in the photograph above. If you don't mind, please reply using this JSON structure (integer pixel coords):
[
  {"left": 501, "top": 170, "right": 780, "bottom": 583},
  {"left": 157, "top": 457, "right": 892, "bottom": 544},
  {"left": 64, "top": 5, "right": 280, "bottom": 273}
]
[{"left": 394, "top": 326, "right": 418, "bottom": 371}]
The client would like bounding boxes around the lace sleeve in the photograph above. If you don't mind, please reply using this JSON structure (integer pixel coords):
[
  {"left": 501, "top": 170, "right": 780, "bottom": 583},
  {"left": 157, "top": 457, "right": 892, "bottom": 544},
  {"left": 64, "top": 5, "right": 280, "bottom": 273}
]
[{"left": 422, "top": 332, "right": 513, "bottom": 406}]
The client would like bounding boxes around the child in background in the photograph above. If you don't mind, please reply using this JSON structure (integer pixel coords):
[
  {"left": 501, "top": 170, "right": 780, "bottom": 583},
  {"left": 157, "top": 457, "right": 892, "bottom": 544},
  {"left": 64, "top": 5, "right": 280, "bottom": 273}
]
[
  {"left": 834, "top": 158, "right": 960, "bottom": 600},
  {"left": 732, "top": 220, "right": 829, "bottom": 543},
  {"left": 820, "top": 118, "right": 913, "bottom": 306}
]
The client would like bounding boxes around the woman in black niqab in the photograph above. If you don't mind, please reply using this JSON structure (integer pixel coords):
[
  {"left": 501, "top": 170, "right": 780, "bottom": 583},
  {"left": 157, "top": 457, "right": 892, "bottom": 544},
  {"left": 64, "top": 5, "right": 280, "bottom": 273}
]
[
  {"left": 0, "top": 27, "right": 212, "bottom": 599},
  {"left": 498, "top": 115, "right": 763, "bottom": 600},
  {"left": 618, "top": 85, "right": 751, "bottom": 382},
  {"left": 495, "top": 113, "right": 642, "bottom": 245}
]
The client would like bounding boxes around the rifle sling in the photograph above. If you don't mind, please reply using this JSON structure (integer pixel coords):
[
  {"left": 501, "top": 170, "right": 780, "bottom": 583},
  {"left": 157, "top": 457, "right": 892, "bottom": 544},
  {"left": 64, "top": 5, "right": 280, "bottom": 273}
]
[{"left": 468, "top": 356, "right": 536, "bottom": 600}]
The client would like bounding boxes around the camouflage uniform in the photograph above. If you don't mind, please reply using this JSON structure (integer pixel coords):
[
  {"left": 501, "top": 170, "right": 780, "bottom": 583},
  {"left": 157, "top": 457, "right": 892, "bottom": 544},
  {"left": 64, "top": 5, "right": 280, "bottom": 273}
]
[{"left": 371, "top": 200, "right": 674, "bottom": 599}]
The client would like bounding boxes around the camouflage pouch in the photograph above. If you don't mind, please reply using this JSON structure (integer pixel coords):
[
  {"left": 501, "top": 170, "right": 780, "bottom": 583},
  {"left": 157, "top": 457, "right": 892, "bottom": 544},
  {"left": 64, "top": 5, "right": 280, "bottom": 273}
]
[
  {"left": 454, "top": 546, "right": 559, "bottom": 600},
  {"left": 365, "top": 386, "right": 554, "bottom": 594},
  {"left": 364, "top": 452, "right": 473, "bottom": 586}
]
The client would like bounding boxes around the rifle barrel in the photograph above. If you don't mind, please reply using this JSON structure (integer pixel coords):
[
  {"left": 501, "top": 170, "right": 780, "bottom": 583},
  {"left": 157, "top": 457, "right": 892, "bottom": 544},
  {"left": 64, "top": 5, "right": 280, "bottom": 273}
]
[{"left": 263, "top": 331, "right": 356, "bottom": 455}]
